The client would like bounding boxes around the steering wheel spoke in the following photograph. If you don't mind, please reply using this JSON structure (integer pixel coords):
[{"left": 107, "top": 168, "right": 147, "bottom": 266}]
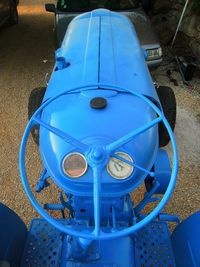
[
  {"left": 92, "top": 165, "right": 102, "bottom": 236},
  {"left": 112, "top": 153, "right": 155, "bottom": 177},
  {"left": 33, "top": 116, "right": 88, "bottom": 153},
  {"left": 106, "top": 116, "right": 162, "bottom": 153}
]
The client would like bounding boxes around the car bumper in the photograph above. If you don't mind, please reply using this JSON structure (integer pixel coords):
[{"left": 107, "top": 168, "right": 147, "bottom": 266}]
[{"left": 146, "top": 57, "right": 163, "bottom": 68}]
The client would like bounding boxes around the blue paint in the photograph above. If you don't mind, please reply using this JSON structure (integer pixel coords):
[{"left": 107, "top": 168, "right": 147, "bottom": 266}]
[
  {"left": 172, "top": 211, "right": 200, "bottom": 267},
  {"left": 145, "top": 149, "right": 171, "bottom": 194},
  {"left": 19, "top": 82, "right": 178, "bottom": 240},
  {"left": 44, "top": 9, "right": 158, "bottom": 101},
  {"left": 0, "top": 203, "right": 27, "bottom": 266},
  {"left": 3, "top": 8, "right": 196, "bottom": 267},
  {"left": 21, "top": 219, "right": 176, "bottom": 267}
]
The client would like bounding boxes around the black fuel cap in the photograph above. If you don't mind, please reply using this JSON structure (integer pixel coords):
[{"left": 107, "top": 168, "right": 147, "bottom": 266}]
[{"left": 90, "top": 97, "right": 107, "bottom": 109}]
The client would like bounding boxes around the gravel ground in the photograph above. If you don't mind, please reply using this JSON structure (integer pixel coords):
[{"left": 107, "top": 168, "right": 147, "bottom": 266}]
[
  {"left": 152, "top": 66, "right": 200, "bottom": 220},
  {"left": 0, "top": 1, "right": 199, "bottom": 226},
  {"left": 0, "top": 0, "right": 55, "bottom": 224}
]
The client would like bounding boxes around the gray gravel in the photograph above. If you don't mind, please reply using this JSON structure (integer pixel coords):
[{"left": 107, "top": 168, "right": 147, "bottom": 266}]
[
  {"left": 0, "top": 1, "right": 199, "bottom": 226},
  {"left": 0, "top": 0, "right": 55, "bottom": 224}
]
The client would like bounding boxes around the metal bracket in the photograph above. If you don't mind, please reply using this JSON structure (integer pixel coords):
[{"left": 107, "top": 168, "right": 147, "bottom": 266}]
[
  {"left": 35, "top": 168, "right": 50, "bottom": 193},
  {"left": 43, "top": 192, "right": 74, "bottom": 218},
  {"left": 134, "top": 181, "right": 160, "bottom": 215}
]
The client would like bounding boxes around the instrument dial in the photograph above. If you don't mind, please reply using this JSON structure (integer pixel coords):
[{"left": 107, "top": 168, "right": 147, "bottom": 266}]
[
  {"left": 62, "top": 153, "right": 88, "bottom": 178},
  {"left": 107, "top": 152, "right": 134, "bottom": 180}
]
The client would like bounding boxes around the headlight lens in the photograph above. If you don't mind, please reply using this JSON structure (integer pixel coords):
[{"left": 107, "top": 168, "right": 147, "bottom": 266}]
[
  {"left": 107, "top": 152, "right": 134, "bottom": 180},
  {"left": 62, "top": 153, "right": 88, "bottom": 178},
  {"left": 146, "top": 48, "right": 162, "bottom": 61}
]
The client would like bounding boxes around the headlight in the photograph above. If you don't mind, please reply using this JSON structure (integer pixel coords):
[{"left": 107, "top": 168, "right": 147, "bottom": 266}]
[
  {"left": 146, "top": 48, "right": 162, "bottom": 61},
  {"left": 107, "top": 152, "right": 134, "bottom": 180},
  {"left": 62, "top": 153, "right": 88, "bottom": 178}
]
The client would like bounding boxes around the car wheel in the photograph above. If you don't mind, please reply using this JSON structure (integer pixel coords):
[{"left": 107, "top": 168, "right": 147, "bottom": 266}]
[
  {"left": 156, "top": 86, "right": 176, "bottom": 147},
  {"left": 9, "top": 0, "right": 18, "bottom": 25},
  {"left": 28, "top": 87, "right": 46, "bottom": 145}
]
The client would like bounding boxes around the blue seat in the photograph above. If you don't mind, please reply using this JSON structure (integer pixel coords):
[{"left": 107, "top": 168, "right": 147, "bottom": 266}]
[
  {"left": 172, "top": 211, "right": 200, "bottom": 267},
  {"left": 0, "top": 203, "right": 27, "bottom": 266}
]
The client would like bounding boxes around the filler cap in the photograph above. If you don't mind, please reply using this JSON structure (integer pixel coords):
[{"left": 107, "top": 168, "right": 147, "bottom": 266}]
[{"left": 90, "top": 97, "right": 107, "bottom": 109}]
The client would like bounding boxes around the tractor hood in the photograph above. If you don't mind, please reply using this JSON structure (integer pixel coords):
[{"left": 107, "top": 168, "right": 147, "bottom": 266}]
[
  {"left": 44, "top": 9, "right": 159, "bottom": 102},
  {"left": 40, "top": 89, "right": 158, "bottom": 197},
  {"left": 40, "top": 10, "right": 159, "bottom": 197}
]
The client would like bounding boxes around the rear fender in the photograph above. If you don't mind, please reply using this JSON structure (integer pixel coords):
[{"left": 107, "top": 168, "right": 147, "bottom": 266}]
[{"left": 171, "top": 211, "right": 200, "bottom": 267}]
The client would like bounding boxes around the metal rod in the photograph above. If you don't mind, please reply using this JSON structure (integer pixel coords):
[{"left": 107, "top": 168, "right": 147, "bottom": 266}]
[
  {"left": 171, "top": 0, "right": 189, "bottom": 48},
  {"left": 33, "top": 116, "right": 88, "bottom": 152},
  {"left": 111, "top": 206, "right": 117, "bottom": 229},
  {"left": 107, "top": 116, "right": 162, "bottom": 153},
  {"left": 93, "top": 166, "right": 101, "bottom": 236},
  {"left": 112, "top": 153, "right": 155, "bottom": 177}
]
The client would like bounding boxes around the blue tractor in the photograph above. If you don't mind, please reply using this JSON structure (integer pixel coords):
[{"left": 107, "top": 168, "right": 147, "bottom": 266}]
[{"left": 1, "top": 9, "right": 200, "bottom": 267}]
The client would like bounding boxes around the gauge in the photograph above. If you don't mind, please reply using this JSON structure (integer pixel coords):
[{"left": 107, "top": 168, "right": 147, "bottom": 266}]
[
  {"left": 107, "top": 152, "right": 134, "bottom": 180},
  {"left": 62, "top": 153, "right": 88, "bottom": 178}
]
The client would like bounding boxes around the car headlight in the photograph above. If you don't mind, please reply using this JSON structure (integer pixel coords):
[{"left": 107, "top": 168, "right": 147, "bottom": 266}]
[
  {"left": 146, "top": 48, "right": 162, "bottom": 61},
  {"left": 62, "top": 153, "right": 88, "bottom": 178},
  {"left": 107, "top": 152, "right": 134, "bottom": 180}
]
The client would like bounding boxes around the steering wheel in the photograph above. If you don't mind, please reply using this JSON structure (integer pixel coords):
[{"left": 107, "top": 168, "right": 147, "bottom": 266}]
[{"left": 19, "top": 83, "right": 178, "bottom": 241}]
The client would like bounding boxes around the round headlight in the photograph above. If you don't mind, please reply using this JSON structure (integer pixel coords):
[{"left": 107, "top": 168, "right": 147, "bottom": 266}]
[
  {"left": 107, "top": 152, "right": 134, "bottom": 180},
  {"left": 62, "top": 153, "right": 88, "bottom": 178}
]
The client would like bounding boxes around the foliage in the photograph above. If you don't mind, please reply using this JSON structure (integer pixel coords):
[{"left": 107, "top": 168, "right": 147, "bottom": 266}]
[{"left": 192, "top": 0, "right": 200, "bottom": 11}]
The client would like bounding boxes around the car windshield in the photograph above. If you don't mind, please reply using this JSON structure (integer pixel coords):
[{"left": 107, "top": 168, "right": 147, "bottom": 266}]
[{"left": 57, "top": 0, "right": 139, "bottom": 12}]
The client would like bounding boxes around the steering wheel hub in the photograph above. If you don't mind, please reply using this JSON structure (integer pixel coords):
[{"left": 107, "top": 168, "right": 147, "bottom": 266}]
[{"left": 87, "top": 146, "right": 107, "bottom": 166}]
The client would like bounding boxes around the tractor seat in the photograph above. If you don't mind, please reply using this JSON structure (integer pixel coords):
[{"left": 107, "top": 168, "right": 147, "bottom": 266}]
[{"left": 0, "top": 203, "right": 27, "bottom": 266}]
